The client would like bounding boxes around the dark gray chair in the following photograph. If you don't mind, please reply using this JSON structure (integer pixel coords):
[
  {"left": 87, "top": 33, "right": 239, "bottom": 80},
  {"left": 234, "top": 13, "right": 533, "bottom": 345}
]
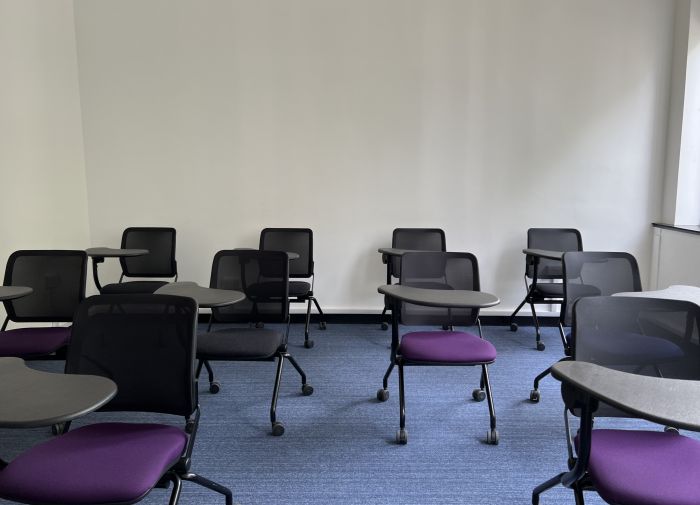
[
  {"left": 529, "top": 251, "right": 642, "bottom": 402},
  {"left": 0, "top": 294, "right": 233, "bottom": 505},
  {"left": 509, "top": 228, "right": 582, "bottom": 350},
  {"left": 101, "top": 227, "right": 177, "bottom": 294},
  {"left": 259, "top": 228, "right": 325, "bottom": 348},
  {"left": 380, "top": 228, "right": 446, "bottom": 330},
  {"left": 533, "top": 295, "right": 700, "bottom": 505},
  {"left": 197, "top": 249, "right": 313, "bottom": 436},
  {"left": 0, "top": 250, "right": 87, "bottom": 359}
]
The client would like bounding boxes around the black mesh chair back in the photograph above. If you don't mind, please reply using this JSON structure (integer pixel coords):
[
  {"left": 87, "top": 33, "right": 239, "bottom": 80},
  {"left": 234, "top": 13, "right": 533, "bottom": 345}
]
[
  {"left": 573, "top": 296, "right": 700, "bottom": 376},
  {"left": 210, "top": 249, "right": 289, "bottom": 324},
  {"left": 561, "top": 252, "right": 641, "bottom": 327},
  {"left": 391, "top": 228, "right": 446, "bottom": 279},
  {"left": 3, "top": 250, "right": 87, "bottom": 323},
  {"left": 572, "top": 296, "right": 700, "bottom": 416},
  {"left": 259, "top": 228, "right": 313, "bottom": 278},
  {"left": 399, "top": 251, "right": 480, "bottom": 326},
  {"left": 66, "top": 294, "right": 197, "bottom": 417},
  {"left": 526, "top": 228, "right": 582, "bottom": 279},
  {"left": 119, "top": 227, "right": 177, "bottom": 278}
]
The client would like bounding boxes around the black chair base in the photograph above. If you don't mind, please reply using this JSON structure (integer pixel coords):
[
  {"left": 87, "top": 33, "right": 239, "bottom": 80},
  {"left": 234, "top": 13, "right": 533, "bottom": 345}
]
[{"left": 196, "top": 352, "right": 313, "bottom": 436}]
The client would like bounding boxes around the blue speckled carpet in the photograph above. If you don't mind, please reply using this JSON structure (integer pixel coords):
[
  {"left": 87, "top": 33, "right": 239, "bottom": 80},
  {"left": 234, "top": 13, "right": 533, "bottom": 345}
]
[{"left": 0, "top": 324, "right": 672, "bottom": 504}]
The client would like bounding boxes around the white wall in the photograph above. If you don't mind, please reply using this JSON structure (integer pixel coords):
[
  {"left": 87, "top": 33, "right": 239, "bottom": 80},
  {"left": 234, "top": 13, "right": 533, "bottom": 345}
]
[
  {"left": 652, "top": 227, "right": 700, "bottom": 289},
  {"left": 74, "top": 0, "right": 674, "bottom": 313},
  {"left": 0, "top": 1, "right": 90, "bottom": 271}
]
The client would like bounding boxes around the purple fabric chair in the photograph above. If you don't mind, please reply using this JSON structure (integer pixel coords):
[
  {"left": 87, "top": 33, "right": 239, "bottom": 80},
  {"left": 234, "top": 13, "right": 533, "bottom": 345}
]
[
  {"left": 0, "top": 250, "right": 87, "bottom": 359},
  {"left": 0, "top": 294, "right": 233, "bottom": 505},
  {"left": 533, "top": 296, "right": 700, "bottom": 504},
  {"left": 376, "top": 251, "right": 499, "bottom": 445}
]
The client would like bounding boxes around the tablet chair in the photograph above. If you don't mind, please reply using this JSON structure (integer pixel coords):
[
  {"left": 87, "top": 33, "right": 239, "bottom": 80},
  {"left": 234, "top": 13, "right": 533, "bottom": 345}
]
[
  {"left": 0, "top": 250, "right": 86, "bottom": 359},
  {"left": 509, "top": 228, "right": 582, "bottom": 350},
  {"left": 532, "top": 296, "right": 700, "bottom": 505},
  {"left": 377, "top": 251, "right": 498, "bottom": 445},
  {"left": 100, "top": 227, "right": 177, "bottom": 294},
  {"left": 380, "top": 228, "right": 446, "bottom": 330},
  {"left": 0, "top": 294, "right": 233, "bottom": 505},
  {"left": 197, "top": 249, "right": 313, "bottom": 436},
  {"left": 529, "top": 251, "right": 641, "bottom": 402},
  {"left": 259, "top": 228, "right": 325, "bottom": 348}
]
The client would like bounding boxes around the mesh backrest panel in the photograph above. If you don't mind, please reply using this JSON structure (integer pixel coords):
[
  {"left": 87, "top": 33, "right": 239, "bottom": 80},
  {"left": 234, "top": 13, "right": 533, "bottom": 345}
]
[
  {"left": 391, "top": 228, "right": 446, "bottom": 279},
  {"left": 399, "top": 252, "right": 479, "bottom": 326},
  {"left": 210, "top": 250, "right": 289, "bottom": 324},
  {"left": 120, "top": 227, "right": 177, "bottom": 277},
  {"left": 571, "top": 296, "right": 700, "bottom": 417},
  {"left": 561, "top": 252, "right": 642, "bottom": 326},
  {"left": 3, "top": 250, "right": 87, "bottom": 323},
  {"left": 259, "top": 228, "right": 313, "bottom": 278},
  {"left": 526, "top": 228, "right": 582, "bottom": 279},
  {"left": 66, "top": 294, "right": 197, "bottom": 416}
]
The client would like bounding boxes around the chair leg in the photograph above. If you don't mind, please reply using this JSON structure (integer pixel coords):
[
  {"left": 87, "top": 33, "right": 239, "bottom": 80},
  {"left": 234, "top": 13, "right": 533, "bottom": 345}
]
[
  {"left": 531, "top": 356, "right": 572, "bottom": 403},
  {"left": 482, "top": 364, "right": 498, "bottom": 444},
  {"left": 285, "top": 352, "right": 314, "bottom": 395},
  {"left": 508, "top": 296, "right": 529, "bottom": 329},
  {"left": 529, "top": 302, "right": 545, "bottom": 351},
  {"left": 304, "top": 298, "right": 313, "bottom": 348},
  {"left": 270, "top": 354, "right": 285, "bottom": 435},
  {"left": 558, "top": 323, "right": 570, "bottom": 355},
  {"left": 202, "top": 360, "right": 220, "bottom": 394},
  {"left": 396, "top": 361, "right": 407, "bottom": 444},
  {"left": 532, "top": 472, "right": 566, "bottom": 505},
  {"left": 181, "top": 473, "right": 233, "bottom": 505},
  {"left": 311, "top": 296, "right": 326, "bottom": 332},
  {"left": 195, "top": 360, "right": 204, "bottom": 379},
  {"left": 167, "top": 474, "right": 183, "bottom": 505}
]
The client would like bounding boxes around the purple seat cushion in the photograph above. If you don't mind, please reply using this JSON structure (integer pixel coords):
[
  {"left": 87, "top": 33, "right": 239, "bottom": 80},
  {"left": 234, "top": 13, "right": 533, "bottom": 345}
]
[
  {"left": 0, "top": 423, "right": 187, "bottom": 504},
  {"left": 0, "top": 326, "right": 71, "bottom": 357},
  {"left": 587, "top": 429, "right": 700, "bottom": 505},
  {"left": 399, "top": 331, "right": 496, "bottom": 363}
]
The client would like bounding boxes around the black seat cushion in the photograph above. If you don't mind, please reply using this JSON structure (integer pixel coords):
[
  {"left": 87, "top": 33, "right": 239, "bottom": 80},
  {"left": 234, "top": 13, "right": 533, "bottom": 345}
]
[
  {"left": 101, "top": 281, "right": 169, "bottom": 295},
  {"left": 530, "top": 282, "right": 565, "bottom": 298},
  {"left": 197, "top": 328, "right": 283, "bottom": 359},
  {"left": 247, "top": 281, "right": 311, "bottom": 298}
]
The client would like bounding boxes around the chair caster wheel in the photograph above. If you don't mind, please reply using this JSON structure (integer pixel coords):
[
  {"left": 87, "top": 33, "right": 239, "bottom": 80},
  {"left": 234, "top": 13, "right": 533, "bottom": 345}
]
[
  {"left": 486, "top": 429, "right": 499, "bottom": 445},
  {"left": 442, "top": 324, "right": 450, "bottom": 330},
  {"left": 536, "top": 341, "right": 545, "bottom": 351},
  {"left": 255, "top": 322, "right": 264, "bottom": 328},
  {"left": 51, "top": 423, "right": 65, "bottom": 436},
  {"left": 209, "top": 381, "right": 221, "bottom": 394},
  {"left": 302, "top": 384, "right": 314, "bottom": 396},
  {"left": 304, "top": 339, "right": 314, "bottom": 349},
  {"left": 377, "top": 388, "right": 389, "bottom": 402},
  {"left": 529, "top": 390, "right": 540, "bottom": 403},
  {"left": 664, "top": 426, "right": 680, "bottom": 434},
  {"left": 319, "top": 321, "right": 327, "bottom": 330},
  {"left": 396, "top": 429, "right": 408, "bottom": 444},
  {"left": 472, "top": 389, "right": 486, "bottom": 402},
  {"left": 271, "top": 422, "right": 285, "bottom": 436},
  {"left": 510, "top": 323, "right": 518, "bottom": 332},
  {"left": 381, "top": 322, "right": 389, "bottom": 331}
]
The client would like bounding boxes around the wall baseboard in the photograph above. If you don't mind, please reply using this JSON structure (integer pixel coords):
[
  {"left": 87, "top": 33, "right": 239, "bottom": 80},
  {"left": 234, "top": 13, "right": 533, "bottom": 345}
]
[{"left": 198, "top": 313, "right": 561, "bottom": 327}]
